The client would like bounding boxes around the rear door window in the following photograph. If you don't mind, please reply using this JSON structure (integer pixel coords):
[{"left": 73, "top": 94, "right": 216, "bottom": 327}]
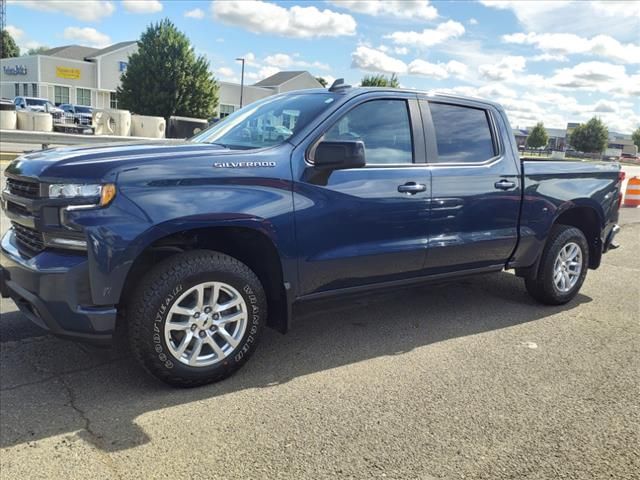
[{"left": 428, "top": 102, "right": 496, "bottom": 163}]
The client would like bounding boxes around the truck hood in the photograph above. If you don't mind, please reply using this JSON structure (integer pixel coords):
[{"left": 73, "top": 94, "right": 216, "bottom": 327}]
[{"left": 5, "top": 141, "right": 251, "bottom": 182}]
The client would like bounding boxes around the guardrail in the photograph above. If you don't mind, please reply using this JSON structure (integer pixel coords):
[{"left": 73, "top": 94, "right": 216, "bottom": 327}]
[{"left": 0, "top": 129, "right": 184, "bottom": 150}]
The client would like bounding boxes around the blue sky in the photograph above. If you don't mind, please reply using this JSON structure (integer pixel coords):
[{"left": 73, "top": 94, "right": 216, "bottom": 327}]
[{"left": 5, "top": 0, "right": 640, "bottom": 133}]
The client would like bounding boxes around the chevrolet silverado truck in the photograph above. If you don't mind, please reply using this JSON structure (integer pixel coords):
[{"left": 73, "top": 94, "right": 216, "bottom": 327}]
[{"left": 1, "top": 84, "right": 623, "bottom": 387}]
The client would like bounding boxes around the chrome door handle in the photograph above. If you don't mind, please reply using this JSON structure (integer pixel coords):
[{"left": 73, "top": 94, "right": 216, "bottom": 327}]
[
  {"left": 398, "top": 182, "right": 427, "bottom": 194},
  {"left": 494, "top": 179, "right": 517, "bottom": 190}
]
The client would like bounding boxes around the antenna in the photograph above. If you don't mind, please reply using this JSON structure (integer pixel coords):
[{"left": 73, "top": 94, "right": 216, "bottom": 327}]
[{"left": 329, "top": 78, "right": 351, "bottom": 92}]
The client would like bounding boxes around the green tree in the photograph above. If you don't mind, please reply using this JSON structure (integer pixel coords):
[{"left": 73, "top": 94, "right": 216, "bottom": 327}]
[
  {"left": 361, "top": 73, "right": 400, "bottom": 88},
  {"left": 526, "top": 122, "right": 549, "bottom": 149},
  {"left": 117, "top": 19, "right": 218, "bottom": 120},
  {"left": 569, "top": 117, "right": 609, "bottom": 153},
  {"left": 26, "top": 46, "right": 49, "bottom": 55},
  {"left": 632, "top": 127, "right": 640, "bottom": 149},
  {"left": 1, "top": 29, "right": 20, "bottom": 58},
  {"left": 316, "top": 76, "right": 328, "bottom": 87}
]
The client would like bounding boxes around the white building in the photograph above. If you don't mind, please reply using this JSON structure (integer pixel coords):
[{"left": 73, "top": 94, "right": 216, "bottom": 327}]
[{"left": 1, "top": 42, "right": 323, "bottom": 117}]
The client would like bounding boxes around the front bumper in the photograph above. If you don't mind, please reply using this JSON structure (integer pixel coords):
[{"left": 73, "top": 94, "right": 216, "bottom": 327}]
[{"left": 1, "top": 230, "right": 116, "bottom": 344}]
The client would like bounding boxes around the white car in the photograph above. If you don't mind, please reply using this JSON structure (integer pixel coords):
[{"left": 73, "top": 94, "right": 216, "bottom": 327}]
[{"left": 13, "top": 96, "right": 64, "bottom": 120}]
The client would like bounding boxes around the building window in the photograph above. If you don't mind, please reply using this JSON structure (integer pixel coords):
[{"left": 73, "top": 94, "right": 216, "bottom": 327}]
[
  {"left": 110, "top": 92, "right": 118, "bottom": 109},
  {"left": 54, "top": 86, "right": 70, "bottom": 105},
  {"left": 219, "top": 104, "right": 235, "bottom": 118},
  {"left": 31, "top": 84, "right": 38, "bottom": 97},
  {"left": 77, "top": 88, "right": 91, "bottom": 106},
  {"left": 15, "top": 84, "right": 19, "bottom": 97},
  {"left": 23, "top": 83, "right": 28, "bottom": 96}
]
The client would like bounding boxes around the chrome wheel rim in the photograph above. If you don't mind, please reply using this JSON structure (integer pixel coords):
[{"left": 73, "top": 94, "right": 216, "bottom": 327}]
[
  {"left": 164, "top": 281, "right": 247, "bottom": 367},
  {"left": 553, "top": 242, "right": 582, "bottom": 293}
]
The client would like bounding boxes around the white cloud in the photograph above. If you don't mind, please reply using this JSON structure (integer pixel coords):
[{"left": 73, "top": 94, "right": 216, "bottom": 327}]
[
  {"left": 408, "top": 59, "right": 467, "bottom": 79},
  {"left": 7, "top": 0, "right": 115, "bottom": 22},
  {"left": 351, "top": 46, "right": 407, "bottom": 74},
  {"left": 62, "top": 27, "right": 111, "bottom": 48},
  {"left": 478, "top": 56, "right": 526, "bottom": 81},
  {"left": 5, "top": 25, "right": 24, "bottom": 41},
  {"left": 328, "top": 0, "right": 438, "bottom": 20},
  {"left": 212, "top": 0, "right": 356, "bottom": 38},
  {"left": 480, "top": 0, "right": 639, "bottom": 40},
  {"left": 385, "top": 20, "right": 465, "bottom": 48},
  {"left": 217, "top": 67, "right": 235, "bottom": 78},
  {"left": 394, "top": 47, "right": 409, "bottom": 55},
  {"left": 530, "top": 53, "right": 568, "bottom": 62},
  {"left": 468, "top": 18, "right": 478, "bottom": 25},
  {"left": 503, "top": 32, "right": 640, "bottom": 64},
  {"left": 122, "top": 0, "right": 162, "bottom": 13},
  {"left": 263, "top": 53, "right": 330, "bottom": 71},
  {"left": 184, "top": 8, "right": 205, "bottom": 19}
]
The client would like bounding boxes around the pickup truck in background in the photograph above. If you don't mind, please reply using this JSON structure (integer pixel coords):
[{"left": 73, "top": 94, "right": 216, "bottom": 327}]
[{"left": 1, "top": 83, "right": 623, "bottom": 387}]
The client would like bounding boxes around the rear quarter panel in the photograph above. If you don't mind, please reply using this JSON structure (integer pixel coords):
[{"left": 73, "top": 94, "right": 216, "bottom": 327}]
[{"left": 511, "top": 160, "right": 621, "bottom": 268}]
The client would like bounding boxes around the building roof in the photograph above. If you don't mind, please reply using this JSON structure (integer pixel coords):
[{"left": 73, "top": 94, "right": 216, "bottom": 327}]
[
  {"left": 85, "top": 41, "right": 137, "bottom": 59},
  {"left": 253, "top": 71, "right": 308, "bottom": 87},
  {"left": 41, "top": 45, "right": 100, "bottom": 60}
]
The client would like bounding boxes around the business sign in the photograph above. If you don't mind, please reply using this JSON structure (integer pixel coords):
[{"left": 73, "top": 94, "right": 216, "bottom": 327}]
[
  {"left": 56, "top": 66, "right": 81, "bottom": 80},
  {"left": 3, "top": 65, "right": 27, "bottom": 75}
]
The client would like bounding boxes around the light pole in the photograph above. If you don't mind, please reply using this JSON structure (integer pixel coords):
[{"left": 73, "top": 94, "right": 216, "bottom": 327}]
[{"left": 236, "top": 57, "right": 245, "bottom": 109}]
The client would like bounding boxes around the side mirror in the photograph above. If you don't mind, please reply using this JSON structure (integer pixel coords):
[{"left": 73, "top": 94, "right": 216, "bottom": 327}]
[{"left": 314, "top": 140, "right": 365, "bottom": 170}]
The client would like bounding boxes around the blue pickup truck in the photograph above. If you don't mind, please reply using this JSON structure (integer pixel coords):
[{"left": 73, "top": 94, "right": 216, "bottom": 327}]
[{"left": 1, "top": 84, "right": 623, "bottom": 386}]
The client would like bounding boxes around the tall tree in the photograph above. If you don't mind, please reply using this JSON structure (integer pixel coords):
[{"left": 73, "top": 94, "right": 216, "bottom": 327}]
[
  {"left": 315, "top": 76, "right": 328, "bottom": 87},
  {"left": 361, "top": 73, "right": 400, "bottom": 88},
  {"left": 26, "top": 46, "right": 49, "bottom": 55},
  {"left": 569, "top": 117, "right": 609, "bottom": 153},
  {"left": 1, "top": 30, "right": 20, "bottom": 58},
  {"left": 526, "top": 122, "right": 548, "bottom": 149},
  {"left": 632, "top": 127, "right": 640, "bottom": 149},
  {"left": 117, "top": 19, "right": 218, "bottom": 120}
]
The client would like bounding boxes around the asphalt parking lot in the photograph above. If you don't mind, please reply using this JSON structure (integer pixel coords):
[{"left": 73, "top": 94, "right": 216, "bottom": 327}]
[{"left": 0, "top": 171, "right": 638, "bottom": 479}]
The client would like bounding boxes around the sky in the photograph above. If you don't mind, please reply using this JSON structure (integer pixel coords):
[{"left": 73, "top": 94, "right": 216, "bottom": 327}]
[{"left": 5, "top": 0, "right": 640, "bottom": 133}]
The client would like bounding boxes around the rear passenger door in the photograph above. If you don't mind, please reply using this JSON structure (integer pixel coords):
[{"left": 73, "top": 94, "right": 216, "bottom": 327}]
[{"left": 421, "top": 99, "right": 521, "bottom": 273}]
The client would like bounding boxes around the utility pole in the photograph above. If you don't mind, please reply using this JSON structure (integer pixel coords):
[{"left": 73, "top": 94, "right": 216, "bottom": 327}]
[
  {"left": 1, "top": 0, "right": 7, "bottom": 34},
  {"left": 236, "top": 57, "right": 245, "bottom": 109}
]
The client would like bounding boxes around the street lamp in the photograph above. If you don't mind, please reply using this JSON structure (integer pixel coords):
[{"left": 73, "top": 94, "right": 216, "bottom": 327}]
[{"left": 236, "top": 57, "right": 245, "bottom": 109}]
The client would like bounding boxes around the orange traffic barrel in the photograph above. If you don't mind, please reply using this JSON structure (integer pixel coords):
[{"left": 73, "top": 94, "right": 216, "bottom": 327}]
[{"left": 623, "top": 176, "right": 640, "bottom": 207}]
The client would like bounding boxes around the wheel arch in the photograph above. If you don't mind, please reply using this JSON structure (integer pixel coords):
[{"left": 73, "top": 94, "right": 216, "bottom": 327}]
[
  {"left": 552, "top": 201, "right": 603, "bottom": 269},
  {"left": 119, "top": 222, "right": 291, "bottom": 334}
]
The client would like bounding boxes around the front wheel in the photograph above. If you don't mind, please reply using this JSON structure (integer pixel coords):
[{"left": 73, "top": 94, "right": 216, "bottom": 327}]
[
  {"left": 127, "top": 250, "right": 266, "bottom": 387},
  {"left": 525, "top": 225, "right": 589, "bottom": 305}
]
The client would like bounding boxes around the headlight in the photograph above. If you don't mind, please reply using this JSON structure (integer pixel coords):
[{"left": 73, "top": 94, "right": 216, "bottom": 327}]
[{"left": 48, "top": 183, "right": 116, "bottom": 207}]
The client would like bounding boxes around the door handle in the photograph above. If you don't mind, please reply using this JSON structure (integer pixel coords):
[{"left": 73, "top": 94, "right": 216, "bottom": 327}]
[
  {"left": 494, "top": 179, "right": 517, "bottom": 190},
  {"left": 398, "top": 182, "right": 427, "bottom": 194}
]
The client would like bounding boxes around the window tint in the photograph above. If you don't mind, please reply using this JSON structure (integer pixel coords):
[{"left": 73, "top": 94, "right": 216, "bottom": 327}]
[
  {"left": 325, "top": 100, "right": 413, "bottom": 164},
  {"left": 429, "top": 102, "right": 496, "bottom": 163}
]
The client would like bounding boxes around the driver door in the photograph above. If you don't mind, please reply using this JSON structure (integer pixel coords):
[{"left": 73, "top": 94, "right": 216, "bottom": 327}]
[{"left": 293, "top": 93, "right": 432, "bottom": 297}]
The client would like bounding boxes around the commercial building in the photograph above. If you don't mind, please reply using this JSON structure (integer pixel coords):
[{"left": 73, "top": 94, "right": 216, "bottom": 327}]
[
  {"left": 217, "top": 71, "right": 323, "bottom": 118},
  {"left": 0, "top": 42, "right": 138, "bottom": 109},
  {"left": 1, "top": 42, "right": 323, "bottom": 117}
]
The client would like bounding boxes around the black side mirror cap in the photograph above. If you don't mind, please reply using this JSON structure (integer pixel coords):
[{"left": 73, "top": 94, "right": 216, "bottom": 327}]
[{"left": 314, "top": 140, "right": 365, "bottom": 170}]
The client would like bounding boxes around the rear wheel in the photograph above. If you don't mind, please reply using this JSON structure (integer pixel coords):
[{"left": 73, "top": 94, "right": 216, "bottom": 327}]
[
  {"left": 127, "top": 250, "right": 266, "bottom": 387},
  {"left": 525, "top": 225, "right": 589, "bottom": 305}
]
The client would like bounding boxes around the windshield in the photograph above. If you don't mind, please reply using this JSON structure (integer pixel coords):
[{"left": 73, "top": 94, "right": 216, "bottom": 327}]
[
  {"left": 191, "top": 93, "right": 339, "bottom": 149},
  {"left": 25, "top": 99, "right": 49, "bottom": 107},
  {"left": 76, "top": 106, "right": 92, "bottom": 113}
]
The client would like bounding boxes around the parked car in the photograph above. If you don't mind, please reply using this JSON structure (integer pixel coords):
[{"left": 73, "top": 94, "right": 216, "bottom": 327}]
[
  {"left": 59, "top": 104, "right": 93, "bottom": 126},
  {"left": 1, "top": 84, "right": 623, "bottom": 387},
  {"left": 13, "top": 96, "right": 64, "bottom": 121}
]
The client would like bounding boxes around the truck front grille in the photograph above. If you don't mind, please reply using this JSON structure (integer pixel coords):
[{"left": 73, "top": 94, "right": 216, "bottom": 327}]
[
  {"left": 12, "top": 222, "right": 45, "bottom": 255},
  {"left": 6, "top": 178, "right": 41, "bottom": 199}
]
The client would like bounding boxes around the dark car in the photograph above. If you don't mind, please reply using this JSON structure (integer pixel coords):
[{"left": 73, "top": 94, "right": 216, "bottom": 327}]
[
  {"left": 59, "top": 104, "right": 93, "bottom": 126},
  {"left": 1, "top": 84, "right": 623, "bottom": 387}
]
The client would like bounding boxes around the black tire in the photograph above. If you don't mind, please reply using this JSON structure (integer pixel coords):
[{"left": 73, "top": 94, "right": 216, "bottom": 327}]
[
  {"left": 525, "top": 225, "right": 589, "bottom": 305},
  {"left": 127, "top": 250, "right": 266, "bottom": 387}
]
